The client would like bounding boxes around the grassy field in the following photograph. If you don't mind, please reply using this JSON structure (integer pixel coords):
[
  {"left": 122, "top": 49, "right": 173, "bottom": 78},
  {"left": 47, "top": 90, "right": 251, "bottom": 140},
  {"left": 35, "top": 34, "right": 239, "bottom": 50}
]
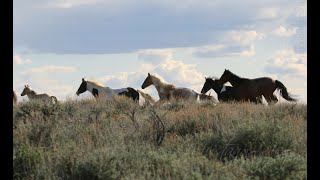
[{"left": 13, "top": 97, "right": 307, "bottom": 180}]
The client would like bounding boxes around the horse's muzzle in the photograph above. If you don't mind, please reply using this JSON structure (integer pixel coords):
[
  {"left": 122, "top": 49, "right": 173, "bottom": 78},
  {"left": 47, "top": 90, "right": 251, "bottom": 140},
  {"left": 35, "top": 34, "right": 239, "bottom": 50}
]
[{"left": 76, "top": 92, "right": 79, "bottom": 96}]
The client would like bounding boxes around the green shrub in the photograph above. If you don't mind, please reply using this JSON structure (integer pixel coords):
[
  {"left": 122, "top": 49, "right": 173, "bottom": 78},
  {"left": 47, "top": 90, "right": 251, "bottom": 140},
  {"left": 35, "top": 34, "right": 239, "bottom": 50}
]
[{"left": 13, "top": 145, "right": 42, "bottom": 180}]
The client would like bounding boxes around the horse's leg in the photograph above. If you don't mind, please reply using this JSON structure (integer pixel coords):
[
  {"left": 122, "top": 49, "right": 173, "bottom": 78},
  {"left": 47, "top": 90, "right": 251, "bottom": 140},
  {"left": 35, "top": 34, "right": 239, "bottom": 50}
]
[
  {"left": 270, "top": 94, "right": 278, "bottom": 104},
  {"left": 265, "top": 94, "right": 278, "bottom": 105},
  {"left": 249, "top": 97, "right": 260, "bottom": 104},
  {"left": 252, "top": 96, "right": 263, "bottom": 104}
]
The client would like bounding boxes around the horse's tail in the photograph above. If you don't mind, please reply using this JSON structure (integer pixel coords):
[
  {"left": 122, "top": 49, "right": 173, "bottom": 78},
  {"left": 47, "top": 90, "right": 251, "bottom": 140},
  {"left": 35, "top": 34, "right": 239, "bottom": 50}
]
[
  {"left": 50, "top": 96, "right": 58, "bottom": 104},
  {"left": 275, "top": 80, "right": 297, "bottom": 102}
]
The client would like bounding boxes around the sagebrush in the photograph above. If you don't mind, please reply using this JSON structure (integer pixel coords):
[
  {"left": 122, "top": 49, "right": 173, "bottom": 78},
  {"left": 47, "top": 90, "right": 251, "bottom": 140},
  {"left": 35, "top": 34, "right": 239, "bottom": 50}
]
[{"left": 13, "top": 97, "right": 307, "bottom": 180}]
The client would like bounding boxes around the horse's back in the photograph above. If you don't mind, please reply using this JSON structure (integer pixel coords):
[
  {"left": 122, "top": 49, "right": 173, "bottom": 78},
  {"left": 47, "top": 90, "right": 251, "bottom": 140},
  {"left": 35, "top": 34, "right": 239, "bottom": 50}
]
[
  {"left": 172, "top": 87, "right": 198, "bottom": 99},
  {"left": 252, "top": 77, "right": 277, "bottom": 90}
]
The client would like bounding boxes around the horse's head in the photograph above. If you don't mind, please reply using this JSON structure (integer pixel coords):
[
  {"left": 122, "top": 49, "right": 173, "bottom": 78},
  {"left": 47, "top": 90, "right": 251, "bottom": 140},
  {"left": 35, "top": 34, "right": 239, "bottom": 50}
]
[
  {"left": 201, "top": 77, "right": 215, "bottom": 94},
  {"left": 217, "top": 69, "right": 233, "bottom": 85},
  {"left": 76, "top": 78, "right": 87, "bottom": 96},
  {"left": 141, "top": 73, "right": 153, "bottom": 89},
  {"left": 21, "top": 85, "right": 31, "bottom": 96}
]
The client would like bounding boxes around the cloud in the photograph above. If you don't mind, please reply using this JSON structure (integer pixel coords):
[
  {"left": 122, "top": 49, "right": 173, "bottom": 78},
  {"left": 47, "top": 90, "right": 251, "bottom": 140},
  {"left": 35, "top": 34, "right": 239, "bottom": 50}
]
[
  {"left": 192, "top": 30, "right": 263, "bottom": 58},
  {"left": 264, "top": 49, "right": 306, "bottom": 77},
  {"left": 52, "top": 0, "right": 103, "bottom": 8},
  {"left": 13, "top": 55, "right": 32, "bottom": 65},
  {"left": 137, "top": 49, "right": 173, "bottom": 64},
  {"left": 256, "top": 7, "right": 279, "bottom": 20},
  {"left": 14, "top": 0, "right": 299, "bottom": 54},
  {"left": 92, "top": 49, "right": 207, "bottom": 100},
  {"left": 18, "top": 65, "right": 78, "bottom": 101},
  {"left": 272, "top": 26, "right": 297, "bottom": 37}
]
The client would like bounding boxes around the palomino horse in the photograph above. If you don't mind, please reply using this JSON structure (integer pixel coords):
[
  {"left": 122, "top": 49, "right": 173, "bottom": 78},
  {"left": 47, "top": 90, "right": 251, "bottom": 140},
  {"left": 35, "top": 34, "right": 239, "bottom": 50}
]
[
  {"left": 13, "top": 91, "right": 18, "bottom": 106},
  {"left": 201, "top": 77, "right": 263, "bottom": 103},
  {"left": 21, "top": 85, "right": 58, "bottom": 104},
  {"left": 76, "top": 78, "right": 147, "bottom": 105},
  {"left": 216, "top": 69, "right": 297, "bottom": 103},
  {"left": 141, "top": 73, "right": 216, "bottom": 103}
]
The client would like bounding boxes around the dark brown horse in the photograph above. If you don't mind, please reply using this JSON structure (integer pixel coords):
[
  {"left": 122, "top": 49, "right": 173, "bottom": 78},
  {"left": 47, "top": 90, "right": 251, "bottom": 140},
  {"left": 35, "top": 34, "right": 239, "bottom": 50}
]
[
  {"left": 201, "top": 77, "right": 263, "bottom": 103},
  {"left": 216, "top": 69, "right": 297, "bottom": 103}
]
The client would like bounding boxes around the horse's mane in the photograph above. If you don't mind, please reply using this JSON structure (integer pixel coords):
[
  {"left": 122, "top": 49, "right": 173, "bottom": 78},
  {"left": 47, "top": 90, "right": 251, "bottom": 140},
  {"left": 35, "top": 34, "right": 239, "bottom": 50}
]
[
  {"left": 29, "top": 90, "right": 37, "bottom": 95},
  {"left": 208, "top": 76, "right": 220, "bottom": 80},
  {"left": 86, "top": 80, "right": 104, "bottom": 87},
  {"left": 149, "top": 73, "right": 171, "bottom": 85},
  {"left": 227, "top": 70, "right": 243, "bottom": 79}
]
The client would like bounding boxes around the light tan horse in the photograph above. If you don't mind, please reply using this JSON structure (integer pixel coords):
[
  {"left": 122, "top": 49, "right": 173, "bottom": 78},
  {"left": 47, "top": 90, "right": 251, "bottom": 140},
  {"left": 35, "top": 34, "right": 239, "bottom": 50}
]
[
  {"left": 21, "top": 85, "right": 58, "bottom": 104},
  {"left": 13, "top": 90, "right": 18, "bottom": 107},
  {"left": 141, "top": 73, "right": 215, "bottom": 104}
]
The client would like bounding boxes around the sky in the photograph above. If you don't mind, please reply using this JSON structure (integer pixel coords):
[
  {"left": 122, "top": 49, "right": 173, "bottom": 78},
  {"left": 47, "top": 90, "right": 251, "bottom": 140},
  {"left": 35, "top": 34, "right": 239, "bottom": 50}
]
[{"left": 13, "top": 0, "right": 307, "bottom": 104}]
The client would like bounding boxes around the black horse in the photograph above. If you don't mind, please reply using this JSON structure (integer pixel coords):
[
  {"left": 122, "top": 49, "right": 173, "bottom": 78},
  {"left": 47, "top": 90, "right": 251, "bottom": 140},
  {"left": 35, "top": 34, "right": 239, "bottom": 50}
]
[
  {"left": 216, "top": 69, "right": 297, "bottom": 103},
  {"left": 201, "top": 77, "right": 263, "bottom": 103}
]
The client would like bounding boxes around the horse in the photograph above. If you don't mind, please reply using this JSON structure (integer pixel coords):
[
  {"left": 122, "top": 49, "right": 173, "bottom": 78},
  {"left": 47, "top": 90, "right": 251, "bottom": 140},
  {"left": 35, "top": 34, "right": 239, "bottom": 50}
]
[
  {"left": 137, "top": 90, "right": 157, "bottom": 105},
  {"left": 216, "top": 69, "right": 297, "bottom": 103},
  {"left": 141, "top": 73, "right": 216, "bottom": 104},
  {"left": 76, "top": 78, "right": 146, "bottom": 104},
  {"left": 21, "top": 85, "right": 58, "bottom": 104},
  {"left": 201, "top": 77, "right": 263, "bottom": 103},
  {"left": 13, "top": 90, "right": 18, "bottom": 107}
]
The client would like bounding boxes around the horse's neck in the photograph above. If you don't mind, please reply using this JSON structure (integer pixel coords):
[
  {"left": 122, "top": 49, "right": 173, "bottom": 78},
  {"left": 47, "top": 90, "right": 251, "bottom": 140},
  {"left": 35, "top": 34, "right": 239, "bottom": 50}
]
[
  {"left": 152, "top": 77, "right": 174, "bottom": 93},
  {"left": 229, "top": 74, "right": 246, "bottom": 87},
  {"left": 27, "top": 91, "right": 37, "bottom": 99},
  {"left": 211, "top": 83, "right": 223, "bottom": 94}
]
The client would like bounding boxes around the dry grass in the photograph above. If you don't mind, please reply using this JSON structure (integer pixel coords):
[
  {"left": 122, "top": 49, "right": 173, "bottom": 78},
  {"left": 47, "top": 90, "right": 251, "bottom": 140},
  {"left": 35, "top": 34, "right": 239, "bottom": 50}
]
[{"left": 13, "top": 97, "right": 307, "bottom": 179}]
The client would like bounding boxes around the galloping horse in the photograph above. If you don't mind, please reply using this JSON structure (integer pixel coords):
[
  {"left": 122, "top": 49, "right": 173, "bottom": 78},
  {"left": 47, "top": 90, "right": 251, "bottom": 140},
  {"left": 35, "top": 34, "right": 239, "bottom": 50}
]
[
  {"left": 76, "top": 78, "right": 146, "bottom": 105},
  {"left": 216, "top": 69, "right": 297, "bottom": 103},
  {"left": 141, "top": 73, "right": 216, "bottom": 103},
  {"left": 21, "top": 85, "right": 58, "bottom": 104},
  {"left": 201, "top": 77, "right": 263, "bottom": 103},
  {"left": 13, "top": 91, "right": 18, "bottom": 106}
]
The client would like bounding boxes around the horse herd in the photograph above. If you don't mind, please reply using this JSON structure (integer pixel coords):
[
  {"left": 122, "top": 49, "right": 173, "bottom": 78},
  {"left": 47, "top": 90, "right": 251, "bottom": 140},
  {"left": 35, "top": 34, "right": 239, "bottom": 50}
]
[{"left": 13, "top": 69, "right": 297, "bottom": 107}]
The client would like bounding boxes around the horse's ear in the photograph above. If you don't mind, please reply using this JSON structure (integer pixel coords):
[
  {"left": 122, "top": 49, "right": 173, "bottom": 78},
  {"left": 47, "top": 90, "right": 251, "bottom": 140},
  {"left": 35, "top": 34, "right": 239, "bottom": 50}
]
[
  {"left": 82, "top": 78, "right": 84, "bottom": 82},
  {"left": 148, "top": 73, "right": 150, "bottom": 76}
]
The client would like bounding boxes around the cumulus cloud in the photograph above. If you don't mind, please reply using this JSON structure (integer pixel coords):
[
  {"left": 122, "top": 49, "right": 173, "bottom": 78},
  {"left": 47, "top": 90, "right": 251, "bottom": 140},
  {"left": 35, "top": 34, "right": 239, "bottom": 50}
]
[
  {"left": 13, "top": 55, "right": 32, "bottom": 65},
  {"left": 272, "top": 26, "right": 297, "bottom": 37},
  {"left": 93, "top": 49, "right": 208, "bottom": 100},
  {"left": 264, "top": 49, "right": 306, "bottom": 77}
]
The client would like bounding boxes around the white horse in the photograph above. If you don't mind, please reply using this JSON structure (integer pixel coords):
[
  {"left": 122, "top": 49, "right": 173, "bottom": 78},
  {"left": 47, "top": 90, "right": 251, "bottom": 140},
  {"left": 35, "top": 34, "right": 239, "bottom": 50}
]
[
  {"left": 21, "top": 85, "right": 58, "bottom": 104},
  {"left": 76, "top": 78, "right": 151, "bottom": 105},
  {"left": 141, "top": 73, "right": 215, "bottom": 104}
]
